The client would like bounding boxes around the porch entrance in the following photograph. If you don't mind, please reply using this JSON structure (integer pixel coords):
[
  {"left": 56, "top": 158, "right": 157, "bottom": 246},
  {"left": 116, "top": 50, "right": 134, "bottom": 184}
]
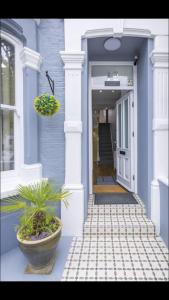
[{"left": 89, "top": 62, "right": 137, "bottom": 198}]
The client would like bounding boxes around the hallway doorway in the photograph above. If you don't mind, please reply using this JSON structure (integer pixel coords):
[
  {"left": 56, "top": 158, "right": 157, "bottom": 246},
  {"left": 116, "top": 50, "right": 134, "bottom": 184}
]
[
  {"left": 88, "top": 62, "right": 137, "bottom": 199},
  {"left": 92, "top": 90, "right": 131, "bottom": 194}
]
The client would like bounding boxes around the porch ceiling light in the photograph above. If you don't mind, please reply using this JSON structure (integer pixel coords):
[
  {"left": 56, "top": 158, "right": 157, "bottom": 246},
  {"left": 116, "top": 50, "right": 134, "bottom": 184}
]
[{"left": 104, "top": 37, "right": 121, "bottom": 51}]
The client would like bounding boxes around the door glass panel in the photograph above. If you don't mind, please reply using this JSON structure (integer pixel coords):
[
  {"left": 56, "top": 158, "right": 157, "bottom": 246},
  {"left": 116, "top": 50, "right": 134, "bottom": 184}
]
[
  {"left": 118, "top": 103, "right": 121, "bottom": 147},
  {"left": 124, "top": 99, "right": 128, "bottom": 148},
  {"left": 0, "top": 39, "right": 15, "bottom": 105},
  {"left": 0, "top": 110, "right": 14, "bottom": 171}
]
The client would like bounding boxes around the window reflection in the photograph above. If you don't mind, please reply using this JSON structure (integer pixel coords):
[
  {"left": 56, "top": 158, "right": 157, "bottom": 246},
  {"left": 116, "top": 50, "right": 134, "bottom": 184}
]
[
  {"left": 0, "top": 39, "right": 15, "bottom": 171},
  {"left": 0, "top": 39, "right": 15, "bottom": 105}
]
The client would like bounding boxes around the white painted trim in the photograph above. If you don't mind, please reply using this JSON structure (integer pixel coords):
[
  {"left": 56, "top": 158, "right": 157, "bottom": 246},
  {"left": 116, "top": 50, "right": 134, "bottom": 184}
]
[
  {"left": 89, "top": 63, "right": 93, "bottom": 194},
  {"left": 90, "top": 61, "right": 134, "bottom": 66},
  {"left": 0, "top": 30, "right": 23, "bottom": 47},
  {"left": 1, "top": 31, "right": 24, "bottom": 182},
  {"left": 33, "top": 19, "right": 41, "bottom": 26},
  {"left": 150, "top": 50, "right": 169, "bottom": 67},
  {"left": 133, "top": 65, "right": 138, "bottom": 194},
  {"left": 116, "top": 91, "right": 133, "bottom": 191},
  {"left": 152, "top": 118, "right": 169, "bottom": 131},
  {"left": 60, "top": 51, "right": 85, "bottom": 69},
  {"left": 158, "top": 177, "right": 169, "bottom": 187},
  {"left": 123, "top": 27, "right": 153, "bottom": 38},
  {"left": 84, "top": 28, "right": 114, "bottom": 39},
  {"left": 88, "top": 61, "right": 138, "bottom": 194},
  {"left": 150, "top": 35, "right": 169, "bottom": 234},
  {"left": 0, "top": 104, "right": 20, "bottom": 116},
  {"left": 83, "top": 27, "right": 153, "bottom": 39},
  {"left": 1, "top": 163, "right": 43, "bottom": 198},
  {"left": 1, "top": 32, "right": 43, "bottom": 198},
  {"left": 63, "top": 184, "right": 84, "bottom": 190},
  {"left": 92, "top": 86, "right": 134, "bottom": 91},
  {"left": 60, "top": 50, "right": 85, "bottom": 236},
  {"left": 64, "top": 121, "right": 82, "bottom": 133},
  {"left": 20, "top": 47, "right": 42, "bottom": 71}
]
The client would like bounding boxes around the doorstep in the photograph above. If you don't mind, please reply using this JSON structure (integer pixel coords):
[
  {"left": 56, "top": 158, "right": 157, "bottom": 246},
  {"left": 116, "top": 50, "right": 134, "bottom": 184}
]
[{"left": 0, "top": 236, "right": 72, "bottom": 281}]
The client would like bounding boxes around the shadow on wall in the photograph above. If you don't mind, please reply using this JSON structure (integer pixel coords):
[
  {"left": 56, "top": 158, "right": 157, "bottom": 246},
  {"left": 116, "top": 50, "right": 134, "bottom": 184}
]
[{"left": 159, "top": 179, "right": 169, "bottom": 249}]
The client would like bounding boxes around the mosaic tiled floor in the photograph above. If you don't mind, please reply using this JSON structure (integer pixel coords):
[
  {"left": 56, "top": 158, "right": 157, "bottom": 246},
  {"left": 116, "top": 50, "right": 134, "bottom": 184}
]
[{"left": 62, "top": 195, "right": 169, "bottom": 281}]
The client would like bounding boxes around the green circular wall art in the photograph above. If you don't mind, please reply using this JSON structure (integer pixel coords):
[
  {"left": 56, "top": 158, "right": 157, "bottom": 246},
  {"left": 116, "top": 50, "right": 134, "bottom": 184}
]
[{"left": 34, "top": 93, "right": 60, "bottom": 116}]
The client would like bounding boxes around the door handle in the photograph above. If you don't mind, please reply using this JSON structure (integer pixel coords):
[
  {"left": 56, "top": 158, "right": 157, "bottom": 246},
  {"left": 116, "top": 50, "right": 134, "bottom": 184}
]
[{"left": 120, "top": 150, "right": 125, "bottom": 155}]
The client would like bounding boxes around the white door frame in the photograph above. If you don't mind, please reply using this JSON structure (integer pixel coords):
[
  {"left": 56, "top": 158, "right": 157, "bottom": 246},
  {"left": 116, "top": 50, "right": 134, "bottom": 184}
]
[{"left": 88, "top": 61, "right": 138, "bottom": 194}]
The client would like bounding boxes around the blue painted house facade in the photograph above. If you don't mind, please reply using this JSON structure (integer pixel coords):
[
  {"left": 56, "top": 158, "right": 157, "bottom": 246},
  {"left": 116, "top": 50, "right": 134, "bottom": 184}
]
[{"left": 0, "top": 19, "right": 168, "bottom": 255}]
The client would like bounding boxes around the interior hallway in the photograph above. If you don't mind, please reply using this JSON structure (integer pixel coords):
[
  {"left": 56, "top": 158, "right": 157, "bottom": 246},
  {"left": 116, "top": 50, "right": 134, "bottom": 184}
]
[{"left": 93, "top": 162, "right": 127, "bottom": 193}]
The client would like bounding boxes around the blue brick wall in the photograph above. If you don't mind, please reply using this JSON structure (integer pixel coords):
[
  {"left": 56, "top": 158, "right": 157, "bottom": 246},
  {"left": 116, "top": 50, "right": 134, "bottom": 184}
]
[
  {"left": 38, "top": 19, "right": 65, "bottom": 217},
  {"left": 13, "top": 18, "right": 38, "bottom": 51}
]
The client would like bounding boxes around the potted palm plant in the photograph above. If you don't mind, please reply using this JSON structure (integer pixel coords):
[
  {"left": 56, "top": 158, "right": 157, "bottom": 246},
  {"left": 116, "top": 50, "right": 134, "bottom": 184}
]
[{"left": 0, "top": 180, "right": 70, "bottom": 274}]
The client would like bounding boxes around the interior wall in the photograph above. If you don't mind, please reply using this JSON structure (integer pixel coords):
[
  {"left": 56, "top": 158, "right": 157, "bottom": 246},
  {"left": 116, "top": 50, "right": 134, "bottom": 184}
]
[
  {"left": 137, "top": 38, "right": 153, "bottom": 217},
  {"left": 110, "top": 109, "right": 116, "bottom": 143}
]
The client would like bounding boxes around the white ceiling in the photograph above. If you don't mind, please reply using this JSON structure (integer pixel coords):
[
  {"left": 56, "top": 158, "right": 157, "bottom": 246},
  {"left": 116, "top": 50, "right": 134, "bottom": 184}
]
[{"left": 92, "top": 90, "right": 128, "bottom": 109}]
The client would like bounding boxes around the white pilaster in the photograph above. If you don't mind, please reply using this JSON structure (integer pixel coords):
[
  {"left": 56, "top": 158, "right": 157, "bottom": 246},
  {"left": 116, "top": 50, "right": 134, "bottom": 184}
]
[
  {"left": 60, "top": 51, "right": 85, "bottom": 236},
  {"left": 150, "top": 35, "right": 169, "bottom": 234}
]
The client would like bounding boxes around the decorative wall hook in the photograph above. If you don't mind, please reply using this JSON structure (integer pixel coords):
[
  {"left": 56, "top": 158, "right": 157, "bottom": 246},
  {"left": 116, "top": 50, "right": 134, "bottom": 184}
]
[
  {"left": 45, "top": 71, "right": 55, "bottom": 95},
  {"left": 134, "top": 56, "right": 139, "bottom": 66}
]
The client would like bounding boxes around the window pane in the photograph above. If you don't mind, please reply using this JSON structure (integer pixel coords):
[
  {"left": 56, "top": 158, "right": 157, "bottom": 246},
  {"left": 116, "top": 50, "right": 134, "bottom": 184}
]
[
  {"left": 92, "top": 65, "right": 133, "bottom": 86},
  {"left": 0, "top": 39, "right": 15, "bottom": 105},
  {"left": 118, "top": 104, "right": 121, "bottom": 147},
  {"left": 125, "top": 99, "right": 128, "bottom": 148},
  {"left": 0, "top": 110, "right": 14, "bottom": 171}
]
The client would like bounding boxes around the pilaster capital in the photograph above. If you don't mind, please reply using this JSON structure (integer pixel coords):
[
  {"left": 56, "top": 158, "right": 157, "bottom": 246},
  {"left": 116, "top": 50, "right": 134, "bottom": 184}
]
[
  {"left": 20, "top": 47, "right": 42, "bottom": 71},
  {"left": 150, "top": 50, "right": 169, "bottom": 68},
  {"left": 60, "top": 51, "right": 85, "bottom": 70},
  {"left": 150, "top": 35, "right": 169, "bottom": 68}
]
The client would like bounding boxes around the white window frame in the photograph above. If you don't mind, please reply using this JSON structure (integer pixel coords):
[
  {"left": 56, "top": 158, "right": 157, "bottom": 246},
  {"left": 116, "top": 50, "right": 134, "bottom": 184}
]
[{"left": 1, "top": 31, "right": 24, "bottom": 194}]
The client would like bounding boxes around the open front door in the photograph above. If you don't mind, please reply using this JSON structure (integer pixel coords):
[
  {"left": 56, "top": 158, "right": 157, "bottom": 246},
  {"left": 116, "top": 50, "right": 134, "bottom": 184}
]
[{"left": 116, "top": 91, "right": 134, "bottom": 191}]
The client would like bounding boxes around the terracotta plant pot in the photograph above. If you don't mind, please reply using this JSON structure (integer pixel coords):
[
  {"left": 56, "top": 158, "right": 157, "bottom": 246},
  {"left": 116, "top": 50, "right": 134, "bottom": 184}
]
[{"left": 17, "top": 217, "right": 62, "bottom": 274}]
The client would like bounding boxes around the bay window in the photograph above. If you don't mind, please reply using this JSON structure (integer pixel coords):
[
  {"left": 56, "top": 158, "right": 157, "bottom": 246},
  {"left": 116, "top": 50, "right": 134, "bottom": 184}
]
[{"left": 0, "top": 31, "right": 24, "bottom": 196}]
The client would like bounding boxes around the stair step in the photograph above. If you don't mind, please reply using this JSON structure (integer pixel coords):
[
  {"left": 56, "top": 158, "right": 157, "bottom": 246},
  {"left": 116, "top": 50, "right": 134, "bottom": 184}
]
[
  {"left": 88, "top": 205, "right": 146, "bottom": 216},
  {"left": 84, "top": 215, "right": 155, "bottom": 237},
  {"left": 87, "top": 195, "right": 146, "bottom": 216},
  {"left": 100, "top": 151, "right": 112, "bottom": 155},
  {"left": 100, "top": 147, "right": 112, "bottom": 149}
]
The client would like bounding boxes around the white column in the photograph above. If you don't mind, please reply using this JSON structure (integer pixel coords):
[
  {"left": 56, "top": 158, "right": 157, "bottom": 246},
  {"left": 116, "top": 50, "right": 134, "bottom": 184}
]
[
  {"left": 150, "top": 35, "right": 169, "bottom": 234},
  {"left": 60, "top": 51, "right": 85, "bottom": 236}
]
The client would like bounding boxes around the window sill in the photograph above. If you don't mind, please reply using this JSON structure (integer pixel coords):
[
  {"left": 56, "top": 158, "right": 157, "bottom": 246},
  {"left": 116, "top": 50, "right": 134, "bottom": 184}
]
[{"left": 1, "top": 163, "right": 43, "bottom": 199}]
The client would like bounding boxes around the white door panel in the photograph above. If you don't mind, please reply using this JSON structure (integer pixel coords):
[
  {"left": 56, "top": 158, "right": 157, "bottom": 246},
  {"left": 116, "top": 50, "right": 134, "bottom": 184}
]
[{"left": 116, "top": 91, "right": 134, "bottom": 191}]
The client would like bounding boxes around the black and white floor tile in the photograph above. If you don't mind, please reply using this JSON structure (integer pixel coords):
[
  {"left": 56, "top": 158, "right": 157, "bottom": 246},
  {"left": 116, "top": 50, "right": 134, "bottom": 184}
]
[{"left": 62, "top": 194, "right": 169, "bottom": 281}]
